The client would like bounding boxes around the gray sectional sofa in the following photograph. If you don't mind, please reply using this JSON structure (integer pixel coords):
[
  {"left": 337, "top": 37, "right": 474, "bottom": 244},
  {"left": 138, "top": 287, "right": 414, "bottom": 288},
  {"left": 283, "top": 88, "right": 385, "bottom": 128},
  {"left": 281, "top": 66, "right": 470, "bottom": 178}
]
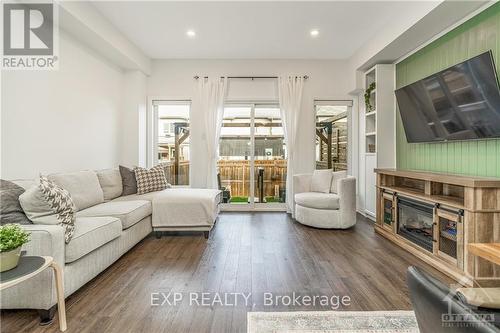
[{"left": 0, "top": 168, "right": 219, "bottom": 321}]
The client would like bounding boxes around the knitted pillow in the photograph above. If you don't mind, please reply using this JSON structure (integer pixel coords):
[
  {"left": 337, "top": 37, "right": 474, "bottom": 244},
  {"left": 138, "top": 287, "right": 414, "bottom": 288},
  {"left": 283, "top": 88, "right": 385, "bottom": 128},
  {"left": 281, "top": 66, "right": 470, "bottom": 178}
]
[
  {"left": 39, "top": 175, "right": 76, "bottom": 243},
  {"left": 134, "top": 166, "right": 168, "bottom": 195}
]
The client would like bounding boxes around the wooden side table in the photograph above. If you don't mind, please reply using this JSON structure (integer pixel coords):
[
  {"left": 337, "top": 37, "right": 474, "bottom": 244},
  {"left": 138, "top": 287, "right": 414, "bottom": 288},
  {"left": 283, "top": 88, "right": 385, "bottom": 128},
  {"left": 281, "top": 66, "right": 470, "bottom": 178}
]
[
  {"left": 0, "top": 256, "right": 67, "bottom": 331},
  {"left": 468, "top": 243, "right": 500, "bottom": 267}
]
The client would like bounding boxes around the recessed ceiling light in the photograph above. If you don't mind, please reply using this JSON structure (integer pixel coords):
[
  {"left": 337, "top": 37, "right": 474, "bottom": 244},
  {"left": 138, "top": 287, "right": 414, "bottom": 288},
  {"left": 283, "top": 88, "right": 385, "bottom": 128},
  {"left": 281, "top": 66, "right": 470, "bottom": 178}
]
[
  {"left": 310, "top": 29, "right": 319, "bottom": 37},
  {"left": 186, "top": 30, "right": 196, "bottom": 38}
]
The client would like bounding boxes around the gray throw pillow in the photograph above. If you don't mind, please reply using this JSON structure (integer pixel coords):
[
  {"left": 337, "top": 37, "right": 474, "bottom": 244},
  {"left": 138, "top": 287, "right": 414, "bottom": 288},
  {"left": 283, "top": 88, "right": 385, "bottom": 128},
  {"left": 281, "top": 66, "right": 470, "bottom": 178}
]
[
  {"left": 119, "top": 165, "right": 137, "bottom": 196},
  {"left": 0, "top": 179, "right": 32, "bottom": 225}
]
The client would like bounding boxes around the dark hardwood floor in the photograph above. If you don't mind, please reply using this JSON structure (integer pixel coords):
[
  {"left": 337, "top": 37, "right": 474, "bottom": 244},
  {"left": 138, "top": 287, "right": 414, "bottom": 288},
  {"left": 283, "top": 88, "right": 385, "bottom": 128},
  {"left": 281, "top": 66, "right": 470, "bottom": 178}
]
[{"left": 1, "top": 212, "right": 451, "bottom": 333}]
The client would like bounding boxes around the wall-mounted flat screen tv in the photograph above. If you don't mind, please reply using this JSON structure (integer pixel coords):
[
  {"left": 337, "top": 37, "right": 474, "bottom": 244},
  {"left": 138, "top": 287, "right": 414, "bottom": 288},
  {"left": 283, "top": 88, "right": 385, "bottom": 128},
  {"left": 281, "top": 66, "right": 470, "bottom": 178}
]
[{"left": 395, "top": 51, "right": 500, "bottom": 143}]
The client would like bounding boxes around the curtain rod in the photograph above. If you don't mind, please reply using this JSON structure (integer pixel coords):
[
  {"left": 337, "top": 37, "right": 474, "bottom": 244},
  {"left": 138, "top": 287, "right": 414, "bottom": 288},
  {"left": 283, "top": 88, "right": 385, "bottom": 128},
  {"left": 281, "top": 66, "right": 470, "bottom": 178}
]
[{"left": 193, "top": 75, "right": 309, "bottom": 80}]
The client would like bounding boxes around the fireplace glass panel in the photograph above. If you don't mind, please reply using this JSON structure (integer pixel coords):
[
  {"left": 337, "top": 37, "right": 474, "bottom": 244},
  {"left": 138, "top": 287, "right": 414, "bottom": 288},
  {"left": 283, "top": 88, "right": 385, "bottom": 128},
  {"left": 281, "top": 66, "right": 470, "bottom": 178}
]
[{"left": 397, "top": 197, "right": 434, "bottom": 252}]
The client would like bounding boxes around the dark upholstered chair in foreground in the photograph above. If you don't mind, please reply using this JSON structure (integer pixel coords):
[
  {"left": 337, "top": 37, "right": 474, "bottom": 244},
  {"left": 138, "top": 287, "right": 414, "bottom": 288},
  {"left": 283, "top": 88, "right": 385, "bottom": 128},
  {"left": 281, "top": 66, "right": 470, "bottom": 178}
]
[{"left": 407, "top": 266, "right": 500, "bottom": 333}]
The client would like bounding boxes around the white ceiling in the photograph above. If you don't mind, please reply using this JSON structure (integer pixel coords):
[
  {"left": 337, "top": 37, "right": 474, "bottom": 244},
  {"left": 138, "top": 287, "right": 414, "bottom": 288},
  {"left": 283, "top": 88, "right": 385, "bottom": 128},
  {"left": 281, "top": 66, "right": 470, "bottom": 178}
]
[{"left": 92, "top": 1, "right": 441, "bottom": 60}]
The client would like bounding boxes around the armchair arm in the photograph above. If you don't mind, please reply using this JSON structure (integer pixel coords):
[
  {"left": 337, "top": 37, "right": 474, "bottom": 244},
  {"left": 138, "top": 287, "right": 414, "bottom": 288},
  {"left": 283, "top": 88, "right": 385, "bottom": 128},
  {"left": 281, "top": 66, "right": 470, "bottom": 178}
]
[
  {"left": 0, "top": 224, "right": 66, "bottom": 310},
  {"left": 338, "top": 177, "right": 356, "bottom": 226},
  {"left": 21, "top": 224, "right": 65, "bottom": 269},
  {"left": 293, "top": 174, "right": 312, "bottom": 195}
]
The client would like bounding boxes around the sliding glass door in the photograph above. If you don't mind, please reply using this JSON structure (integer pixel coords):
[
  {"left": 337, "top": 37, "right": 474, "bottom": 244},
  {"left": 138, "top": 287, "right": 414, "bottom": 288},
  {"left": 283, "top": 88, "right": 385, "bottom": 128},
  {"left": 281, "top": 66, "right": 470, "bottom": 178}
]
[
  {"left": 218, "top": 103, "right": 286, "bottom": 210},
  {"left": 218, "top": 105, "right": 252, "bottom": 207}
]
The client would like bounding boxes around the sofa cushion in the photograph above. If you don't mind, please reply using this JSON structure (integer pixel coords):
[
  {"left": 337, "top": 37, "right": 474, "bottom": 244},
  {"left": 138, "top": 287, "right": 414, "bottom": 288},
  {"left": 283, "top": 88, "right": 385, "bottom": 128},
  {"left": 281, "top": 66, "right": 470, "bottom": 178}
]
[
  {"left": 48, "top": 171, "right": 104, "bottom": 211},
  {"left": 111, "top": 189, "right": 170, "bottom": 203},
  {"left": 65, "top": 217, "right": 121, "bottom": 263},
  {"left": 294, "top": 192, "right": 340, "bottom": 210},
  {"left": 330, "top": 171, "right": 347, "bottom": 194},
  {"left": 76, "top": 200, "right": 151, "bottom": 230},
  {"left": 311, "top": 169, "right": 333, "bottom": 193},
  {"left": 96, "top": 169, "right": 123, "bottom": 201}
]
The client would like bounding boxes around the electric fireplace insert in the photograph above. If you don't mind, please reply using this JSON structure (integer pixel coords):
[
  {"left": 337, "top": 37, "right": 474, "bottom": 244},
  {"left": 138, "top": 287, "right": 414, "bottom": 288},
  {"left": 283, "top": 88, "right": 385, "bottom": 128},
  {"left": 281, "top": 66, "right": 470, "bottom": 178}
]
[{"left": 397, "top": 196, "right": 434, "bottom": 252}]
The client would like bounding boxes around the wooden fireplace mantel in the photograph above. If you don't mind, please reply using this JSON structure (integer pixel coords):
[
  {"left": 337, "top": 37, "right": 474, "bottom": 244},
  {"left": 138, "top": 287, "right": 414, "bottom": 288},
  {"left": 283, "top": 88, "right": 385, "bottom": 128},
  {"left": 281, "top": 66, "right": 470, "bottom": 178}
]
[{"left": 374, "top": 168, "right": 500, "bottom": 287}]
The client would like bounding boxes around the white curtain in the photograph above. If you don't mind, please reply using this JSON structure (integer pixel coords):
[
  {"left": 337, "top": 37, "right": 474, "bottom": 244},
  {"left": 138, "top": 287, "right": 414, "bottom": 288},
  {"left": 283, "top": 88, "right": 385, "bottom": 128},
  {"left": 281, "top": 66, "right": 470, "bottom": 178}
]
[
  {"left": 194, "top": 77, "right": 227, "bottom": 189},
  {"left": 278, "top": 76, "right": 304, "bottom": 214}
]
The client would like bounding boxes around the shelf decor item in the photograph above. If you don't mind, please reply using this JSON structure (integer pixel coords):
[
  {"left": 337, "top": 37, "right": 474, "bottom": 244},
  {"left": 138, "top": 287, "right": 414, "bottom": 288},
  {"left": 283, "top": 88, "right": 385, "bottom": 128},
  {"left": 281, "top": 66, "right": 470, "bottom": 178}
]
[
  {"left": 364, "top": 82, "right": 376, "bottom": 112},
  {"left": 0, "top": 224, "right": 30, "bottom": 272}
]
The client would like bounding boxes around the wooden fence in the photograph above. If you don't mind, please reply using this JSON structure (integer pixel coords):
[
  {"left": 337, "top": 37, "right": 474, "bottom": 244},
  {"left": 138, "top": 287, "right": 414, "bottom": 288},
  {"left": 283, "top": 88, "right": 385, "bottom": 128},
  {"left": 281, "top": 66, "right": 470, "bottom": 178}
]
[
  {"left": 159, "top": 159, "right": 287, "bottom": 198},
  {"left": 159, "top": 161, "right": 190, "bottom": 185},
  {"left": 217, "top": 159, "right": 287, "bottom": 198}
]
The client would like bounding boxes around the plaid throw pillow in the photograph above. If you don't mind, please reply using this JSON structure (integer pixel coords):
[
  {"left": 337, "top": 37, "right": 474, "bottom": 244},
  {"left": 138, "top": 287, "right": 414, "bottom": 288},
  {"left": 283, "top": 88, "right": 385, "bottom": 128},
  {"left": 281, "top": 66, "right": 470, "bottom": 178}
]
[
  {"left": 39, "top": 175, "right": 76, "bottom": 243},
  {"left": 134, "top": 166, "right": 168, "bottom": 195}
]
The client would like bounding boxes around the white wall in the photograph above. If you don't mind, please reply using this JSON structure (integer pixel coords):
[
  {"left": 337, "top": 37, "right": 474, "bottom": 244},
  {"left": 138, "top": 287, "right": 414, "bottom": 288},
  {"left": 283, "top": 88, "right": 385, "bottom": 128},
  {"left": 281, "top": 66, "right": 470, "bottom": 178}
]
[
  {"left": 1, "top": 32, "right": 124, "bottom": 179},
  {"left": 121, "top": 70, "right": 147, "bottom": 167},
  {"left": 147, "top": 59, "right": 352, "bottom": 187}
]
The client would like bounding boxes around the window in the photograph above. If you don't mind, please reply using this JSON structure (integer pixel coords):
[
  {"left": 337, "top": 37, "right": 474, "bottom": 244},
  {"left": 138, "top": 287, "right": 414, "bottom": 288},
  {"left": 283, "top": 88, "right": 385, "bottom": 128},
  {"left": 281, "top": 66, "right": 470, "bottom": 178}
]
[
  {"left": 153, "top": 101, "right": 190, "bottom": 185},
  {"left": 315, "top": 101, "right": 349, "bottom": 171}
]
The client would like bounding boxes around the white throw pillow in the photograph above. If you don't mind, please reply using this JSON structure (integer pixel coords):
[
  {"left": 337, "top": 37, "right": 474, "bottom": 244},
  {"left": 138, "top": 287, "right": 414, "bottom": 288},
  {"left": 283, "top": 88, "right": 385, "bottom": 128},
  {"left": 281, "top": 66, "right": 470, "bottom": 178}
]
[
  {"left": 330, "top": 171, "right": 348, "bottom": 194},
  {"left": 310, "top": 169, "right": 333, "bottom": 193}
]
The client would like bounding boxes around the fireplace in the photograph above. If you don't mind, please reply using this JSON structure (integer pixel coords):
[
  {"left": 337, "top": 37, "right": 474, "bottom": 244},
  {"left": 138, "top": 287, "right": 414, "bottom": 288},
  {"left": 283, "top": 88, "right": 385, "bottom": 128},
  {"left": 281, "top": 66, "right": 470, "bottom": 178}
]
[{"left": 397, "top": 196, "right": 434, "bottom": 252}]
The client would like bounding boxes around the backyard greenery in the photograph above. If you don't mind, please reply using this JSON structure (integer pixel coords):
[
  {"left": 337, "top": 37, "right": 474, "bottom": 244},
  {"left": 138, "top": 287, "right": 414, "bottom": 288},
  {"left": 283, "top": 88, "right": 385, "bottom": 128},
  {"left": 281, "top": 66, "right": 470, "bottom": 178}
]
[
  {"left": 0, "top": 224, "right": 30, "bottom": 252},
  {"left": 229, "top": 196, "right": 282, "bottom": 203},
  {"left": 229, "top": 196, "right": 248, "bottom": 203},
  {"left": 264, "top": 196, "right": 282, "bottom": 203}
]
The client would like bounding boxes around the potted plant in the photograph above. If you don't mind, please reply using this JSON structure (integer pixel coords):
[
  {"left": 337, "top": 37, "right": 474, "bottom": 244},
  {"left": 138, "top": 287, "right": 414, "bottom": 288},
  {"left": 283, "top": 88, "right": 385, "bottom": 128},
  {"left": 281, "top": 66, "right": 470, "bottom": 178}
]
[
  {"left": 364, "top": 82, "right": 376, "bottom": 112},
  {"left": 0, "top": 224, "right": 30, "bottom": 272}
]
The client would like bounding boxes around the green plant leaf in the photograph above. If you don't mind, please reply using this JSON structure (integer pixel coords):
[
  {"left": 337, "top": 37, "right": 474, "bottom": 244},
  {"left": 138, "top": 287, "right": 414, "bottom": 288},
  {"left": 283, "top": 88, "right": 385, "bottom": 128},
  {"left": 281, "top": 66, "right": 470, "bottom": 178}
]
[{"left": 0, "top": 224, "right": 30, "bottom": 252}]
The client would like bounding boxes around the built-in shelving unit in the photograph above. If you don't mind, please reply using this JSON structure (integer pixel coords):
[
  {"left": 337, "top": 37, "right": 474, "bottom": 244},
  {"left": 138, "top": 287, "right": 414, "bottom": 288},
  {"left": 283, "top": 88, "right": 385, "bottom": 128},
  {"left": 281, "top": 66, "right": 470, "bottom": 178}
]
[
  {"left": 361, "top": 65, "right": 395, "bottom": 218},
  {"left": 375, "top": 168, "right": 500, "bottom": 287},
  {"left": 364, "top": 67, "right": 377, "bottom": 154}
]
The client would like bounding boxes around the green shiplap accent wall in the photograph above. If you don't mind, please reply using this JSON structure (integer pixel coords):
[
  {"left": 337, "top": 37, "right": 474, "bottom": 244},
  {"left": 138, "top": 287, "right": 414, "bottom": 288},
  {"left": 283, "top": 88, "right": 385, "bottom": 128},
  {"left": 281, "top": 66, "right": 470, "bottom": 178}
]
[{"left": 396, "top": 3, "right": 500, "bottom": 178}]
